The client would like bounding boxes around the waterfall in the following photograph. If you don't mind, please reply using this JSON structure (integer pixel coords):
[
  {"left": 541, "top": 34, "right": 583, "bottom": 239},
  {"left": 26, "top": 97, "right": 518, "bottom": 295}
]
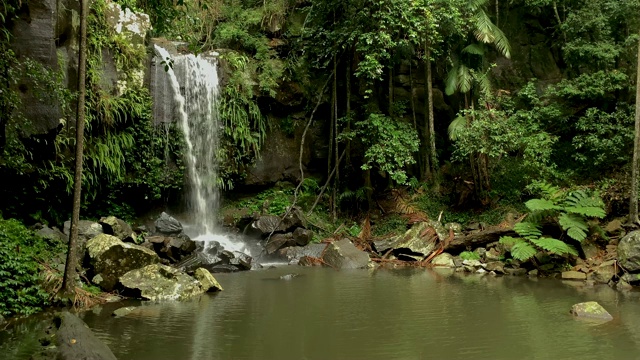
[{"left": 153, "top": 45, "right": 248, "bottom": 255}]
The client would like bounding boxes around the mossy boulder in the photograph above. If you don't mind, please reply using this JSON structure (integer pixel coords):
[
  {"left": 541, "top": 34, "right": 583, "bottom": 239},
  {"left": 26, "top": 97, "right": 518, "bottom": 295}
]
[
  {"left": 431, "top": 253, "right": 456, "bottom": 268},
  {"left": 118, "top": 264, "right": 205, "bottom": 301},
  {"left": 617, "top": 231, "right": 640, "bottom": 273},
  {"left": 570, "top": 302, "right": 613, "bottom": 321},
  {"left": 195, "top": 268, "right": 223, "bottom": 292},
  {"left": 86, "top": 234, "right": 159, "bottom": 291},
  {"left": 323, "top": 239, "right": 370, "bottom": 269}
]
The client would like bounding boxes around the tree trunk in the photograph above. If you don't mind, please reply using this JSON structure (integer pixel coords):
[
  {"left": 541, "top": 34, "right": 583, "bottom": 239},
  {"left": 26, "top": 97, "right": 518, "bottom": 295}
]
[
  {"left": 346, "top": 53, "right": 352, "bottom": 164},
  {"left": 332, "top": 55, "right": 338, "bottom": 220},
  {"left": 409, "top": 61, "right": 420, "bottom": 174},
  {"left": 426, "top": 46, "right": 438, "bottom": 190},
  {"left": 61, "top": 0, "right": 88, "bottom": 294},
  {"left": 423, "top": 39, "right": 431, "bottom": 181},
  {"left": 629, "top": 33, "right": 640, "bottom": 225}
]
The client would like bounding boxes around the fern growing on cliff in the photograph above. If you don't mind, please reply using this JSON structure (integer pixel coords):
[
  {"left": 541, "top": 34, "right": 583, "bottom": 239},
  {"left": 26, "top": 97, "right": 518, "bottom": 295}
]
[{"left": 500, "top": 184, "right": 605, "bottom": 261}]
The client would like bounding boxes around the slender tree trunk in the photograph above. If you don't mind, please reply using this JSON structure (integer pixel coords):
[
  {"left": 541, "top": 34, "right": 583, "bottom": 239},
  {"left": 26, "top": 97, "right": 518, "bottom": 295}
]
[
  {"left": 61, "top": 0, "right": 88, "bottom": 294},
  {"left": 426, "top": 46, "right": 438, "bottom": 190},
  {"left": 629, "top": 33, "right": 640, "bottom": 225},
  {"left": 346, "top": 53, "right": 352, "bottom": 164},
  {"left": 332, "top": 55, "right": 338, "bottom": 220},
  {"left": 423, "top": 39, "right": 431, "bottom": 181},
  {"left": 409, "top": 61, "right": 420, "bottom": 174}
]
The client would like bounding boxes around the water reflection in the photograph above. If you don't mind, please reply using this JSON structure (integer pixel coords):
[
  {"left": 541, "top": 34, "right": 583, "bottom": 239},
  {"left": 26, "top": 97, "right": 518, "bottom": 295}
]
[{"left": 4, "top": 267, "right": 640, "bottom": 360}]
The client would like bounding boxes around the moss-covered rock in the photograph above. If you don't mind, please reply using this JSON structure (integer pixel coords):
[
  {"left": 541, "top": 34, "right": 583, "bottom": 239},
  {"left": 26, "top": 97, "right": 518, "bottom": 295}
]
[
  {"left": 195, "top": 268, "right": 223, "bottom": 292},
  {"left": 119, "top": 264, "right": 206, "bottom": 301},
  {"left": 570, "top": 302, "right": 613, "bottom": 321},
  {"left": 617, "top": 231, "right": 640, "bottom": 273},
  {"left": 85, "top": 234, "right": 159, "bottom": 291}
]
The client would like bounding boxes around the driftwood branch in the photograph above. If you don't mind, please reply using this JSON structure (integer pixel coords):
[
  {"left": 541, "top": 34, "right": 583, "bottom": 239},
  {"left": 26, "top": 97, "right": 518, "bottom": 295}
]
[{"left": 444, "top": 228, "right": 516, "bottom": 253}]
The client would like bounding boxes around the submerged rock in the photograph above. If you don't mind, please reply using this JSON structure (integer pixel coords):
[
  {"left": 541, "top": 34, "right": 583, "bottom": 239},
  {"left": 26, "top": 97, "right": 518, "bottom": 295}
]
[
  {"left": 31, "top": 312, "right": 117, "bottom": 360},
  {"left": 195, "top": 268, "right": 223, "bottom": 292},
  {"left": 154, "top": 212, "right": 183, "bottom": 235},
  {"left": 570, "top": 302, "right": 613, "bottom": 321},
  {"left": 431, "top": 253, "right": 456, "bottom": 268},
  {"left": 119, "top": 264, "right": 205, "bottom": 301},
  {"left": 323, "top": 239, "right": 370, "bottom": 269},
  {"left": 112, "top": 306, "right": 136, "bottom": 317},
  {"left": 86, "top": 234, "right": 159, "bottom": 291}
]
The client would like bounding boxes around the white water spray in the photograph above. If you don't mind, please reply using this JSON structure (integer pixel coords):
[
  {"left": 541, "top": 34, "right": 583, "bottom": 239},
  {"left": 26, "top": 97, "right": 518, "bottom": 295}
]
[{"left": 154, "top": 45, "right": 247, "bottom": 254}]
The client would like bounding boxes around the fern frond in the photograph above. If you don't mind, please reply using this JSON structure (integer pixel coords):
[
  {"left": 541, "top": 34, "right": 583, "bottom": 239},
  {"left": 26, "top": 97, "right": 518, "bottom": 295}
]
[
  {"left": 525, "top": 198, "right": 562, "bottom": 212},
  {"left": 499, "top": 236, "right": 520, "bottom": 247},
  {"left": 513, "top": 221, "right": 542, "bottom": 240},
  {"left": 530, "top": 237, "right": 578, "bottom": 257},
  {"left": 448, "top": 115, "right": 467, "bottom": 141},
  {"left": 558, "top": 213, "right": 589, "bottom": 242},
  {"left": 511, "top": 241, "right": 537, "bottom": 261},
  {"left": 564, "top": 191, "right": 606, "bottom": 218},
  {"left": 462, "top": 43, "right": 485, "bottom": 56},
  {"left": 525, "top": 210, "right": 552, "bottom": 224}
]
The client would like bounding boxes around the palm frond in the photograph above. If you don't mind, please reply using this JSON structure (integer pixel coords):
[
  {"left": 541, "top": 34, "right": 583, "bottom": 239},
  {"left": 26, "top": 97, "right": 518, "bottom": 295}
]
[{"left": 448, "top": 115, "right": 467, "bottom": 141}]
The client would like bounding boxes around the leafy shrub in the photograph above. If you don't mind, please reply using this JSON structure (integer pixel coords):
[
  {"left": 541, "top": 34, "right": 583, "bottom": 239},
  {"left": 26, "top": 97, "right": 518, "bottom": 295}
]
[
  {"left": 0, "top": 218, "right": 62, "bottom": 317},
  {"left": 460, "top": 251, "right": 480, "bottom": 261},
  {"left": 500, "top": 183, "right": 606, "bottom": 261}
]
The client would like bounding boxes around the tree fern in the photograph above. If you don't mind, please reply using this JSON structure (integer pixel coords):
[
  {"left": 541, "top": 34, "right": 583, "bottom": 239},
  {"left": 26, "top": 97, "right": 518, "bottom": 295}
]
[
  {"left": 513, "top": 221, "right": 542, "bottom": 240},
  {"left": 525, "top": 198, "right": 562, "bottom": 212},
  {"left": 558, "top": 213, "right": 589, "bottom": 242},
  {"left": 530, "top": 237, "right": 578, "bottom": 257},
  {"left": 510, "top": 240, "right": 537, "bottom": 261}
]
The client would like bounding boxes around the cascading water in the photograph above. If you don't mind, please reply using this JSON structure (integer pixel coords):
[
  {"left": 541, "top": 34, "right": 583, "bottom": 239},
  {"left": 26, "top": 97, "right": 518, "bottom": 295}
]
[{"left": 153, "top": 45, "right": 248, "bottom": 255}]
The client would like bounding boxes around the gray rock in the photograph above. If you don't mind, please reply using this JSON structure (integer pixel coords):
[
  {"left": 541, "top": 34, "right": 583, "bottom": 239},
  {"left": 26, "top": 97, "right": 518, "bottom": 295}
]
[
  {"left": 36, "top": 226, "right": 66, "bottom": 243},
  {"left": 252, "top": 215, "right": 286, "bottom": 234},
  {"left": 85, "top": 234, "right": 159, "bottom": 291},
  {"left": 504, "top": 268, "right": 527, "bottom": 276},
  {"left": 604, "top": 219, "right": 623, "bottom": 235},
  {"left": 229, "top": 252, "right": 253, "bottom": 271},
  {"left": 32, "top": 312, "right": 117, "bottom": 360},
  {"left": 580, "top": 240, "right": 600, "bottom": 260},
  {"left": 444, "top": 222, "right": 463, "bottom": 236},
  {"left": 265, "top": 233, "right": 296, "bottom": 254},
  {"left": 154, "top": 212, "right": 183, "bottom": 235},
  {"left": 474, "top": 247, "right": 487, "bottom": 260},
  {"left": 194, "top": 268, "right": 223, "bottom": 292},
  {"left": 617, "top": 280, "right": 634, "bottom": 291},
  {"left": 485, "top": 248, "right": 501, "bottom": 261},
  {"left": 431, "top": 253, "right": 456, "bottom": 268},
  {"left": 99, "top": 216, "right": 136, "bottom": 243},
  {"left": 112, "top": 306, "right": 136, "bottom": 317},
  {"left": 279, "top": 273, "right": 299, "bottom": 280},
  {"left": 484, "top": 261, "right": 506, "bottom": 274},
  {"left": 278, "top": 243, "right": 327, "bottom": 262},
  {"left": 323, "top": 239, "right": 370, "bottom": 269},
  {"left": 64, "top": 220, "right": 104, "bottom": 242},
  {"left": 528, "top": 269, "right": 539, "bottom": 277},
  {"left": 592, "top": 260, "right": 618, "bottom": 284},
  {"left": 570, "top": 302, "right": 613, "bottom": 321},
  {"left": 618, "top": 231, "right": 640, "bottom": 273},
  {"left": 292, "top": 227, "right": 313, "bottom": 246},
  {"left": 119, "top": 264, "right": 205, "bottom": 301},
  {"left": 462, "top": 259, "right": 485, "bottom": 268},
  {"left": 562, "top": 271, "right": 587, "bottom": 281},
  {"left": 390, "top": 222, "right": 438, "bottom": 256},
  {"left": 620, "top": 273, "right": 640, "bottom": 284}
]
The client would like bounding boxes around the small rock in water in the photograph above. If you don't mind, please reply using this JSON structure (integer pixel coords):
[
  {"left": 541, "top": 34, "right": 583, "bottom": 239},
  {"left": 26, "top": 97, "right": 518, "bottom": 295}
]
[
  {"left": 279, "top": 273, "right": 299, "bottom": 280},
  {"left": 112, "top": 306, "right": 136, "bottom": 317},
  {"left": 562, "top": 271, "right": 587, "bottom": 281},
  {"left": 570, "top": 302, "right": 613, "bottom": 321},
  {"left": 431, "top": 253, "right": 456, "bottom": 268}
]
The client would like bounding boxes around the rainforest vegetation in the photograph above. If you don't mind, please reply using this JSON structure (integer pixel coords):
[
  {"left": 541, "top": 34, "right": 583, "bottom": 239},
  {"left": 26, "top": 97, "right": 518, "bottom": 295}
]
[{"left": 2, "top": 0, "right": 640, "bottom": 317}]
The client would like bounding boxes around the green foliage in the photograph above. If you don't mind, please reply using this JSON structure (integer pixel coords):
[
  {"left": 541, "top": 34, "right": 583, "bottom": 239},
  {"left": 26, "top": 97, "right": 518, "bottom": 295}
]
[
  {"left": 357, "top": 113, "right": 419, "bottom": 185},
  {"left": 460, "top": 251, "right": 480, "bottom": 261},
  {"left": 0, "top": 218, "right": 63, "bottom": 317},
  {"left": 372, "top": 214, "right": 406, "bottom": 236},
  {"left": 500, "top": 183, "right": 605, "bottom": 261}
]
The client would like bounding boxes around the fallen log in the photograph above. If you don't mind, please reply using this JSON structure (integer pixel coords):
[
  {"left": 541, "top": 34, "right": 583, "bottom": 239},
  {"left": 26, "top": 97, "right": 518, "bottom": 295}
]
[{"left": 444, "top": 228, "right": 516, "bottom": 253}]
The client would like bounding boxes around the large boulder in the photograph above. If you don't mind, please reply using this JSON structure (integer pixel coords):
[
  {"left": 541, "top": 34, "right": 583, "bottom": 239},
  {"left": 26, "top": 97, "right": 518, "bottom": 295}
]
[
  {"left": 570, "top": 302, "right": 613, "bottom": 321},
  {"left": 278, "top": 243, "right": 327, "bottom": 263},
  {"left": 373, "top": 222, "right": 439, "bottom": 258},
  {"left": 322, "top": 239, "right": 370, "bottom": 269},
  {"left": 85, "top": 234, "right": 159, "bottom": 291},
  {"left": 194, "top": 268, "right": 223, "bottom": 292},
  {"left": 64, "top": 220, "right": 104, "bottom": 244},
  {"left": 154, "top": 212, "right": 183, "bottom": 235},
  {"left": 617, "top": 231, "right": 640, "bottom": 272},
  {"left": 591, "top": 260, "right": 618, "bottom": 284},
  {"left": 36, "top": 226, "right": 66, "bottom": 243},
  {"left": 147, "top": 234, "right": 197, "bottom": 263},
  {"left": 251, "top": 208, "right": 307, "bottom": 236},
  {"left": 292, "top": 227, "right": 313, "bottom": 246},
  {"left": 431, "top": 253, "right": 456, "bottom": 268},
  {"left": 99, "top": 216, "right": 136, "bottom": 243},
  {"left": 265, "top": 233, "right": 296, "bottom": 254},
  {"left": 30, "top": 312, "right": 117, "bottom": 360},
  {"left": 118, "top": 264, "right": 206, "bottom": 301}
]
